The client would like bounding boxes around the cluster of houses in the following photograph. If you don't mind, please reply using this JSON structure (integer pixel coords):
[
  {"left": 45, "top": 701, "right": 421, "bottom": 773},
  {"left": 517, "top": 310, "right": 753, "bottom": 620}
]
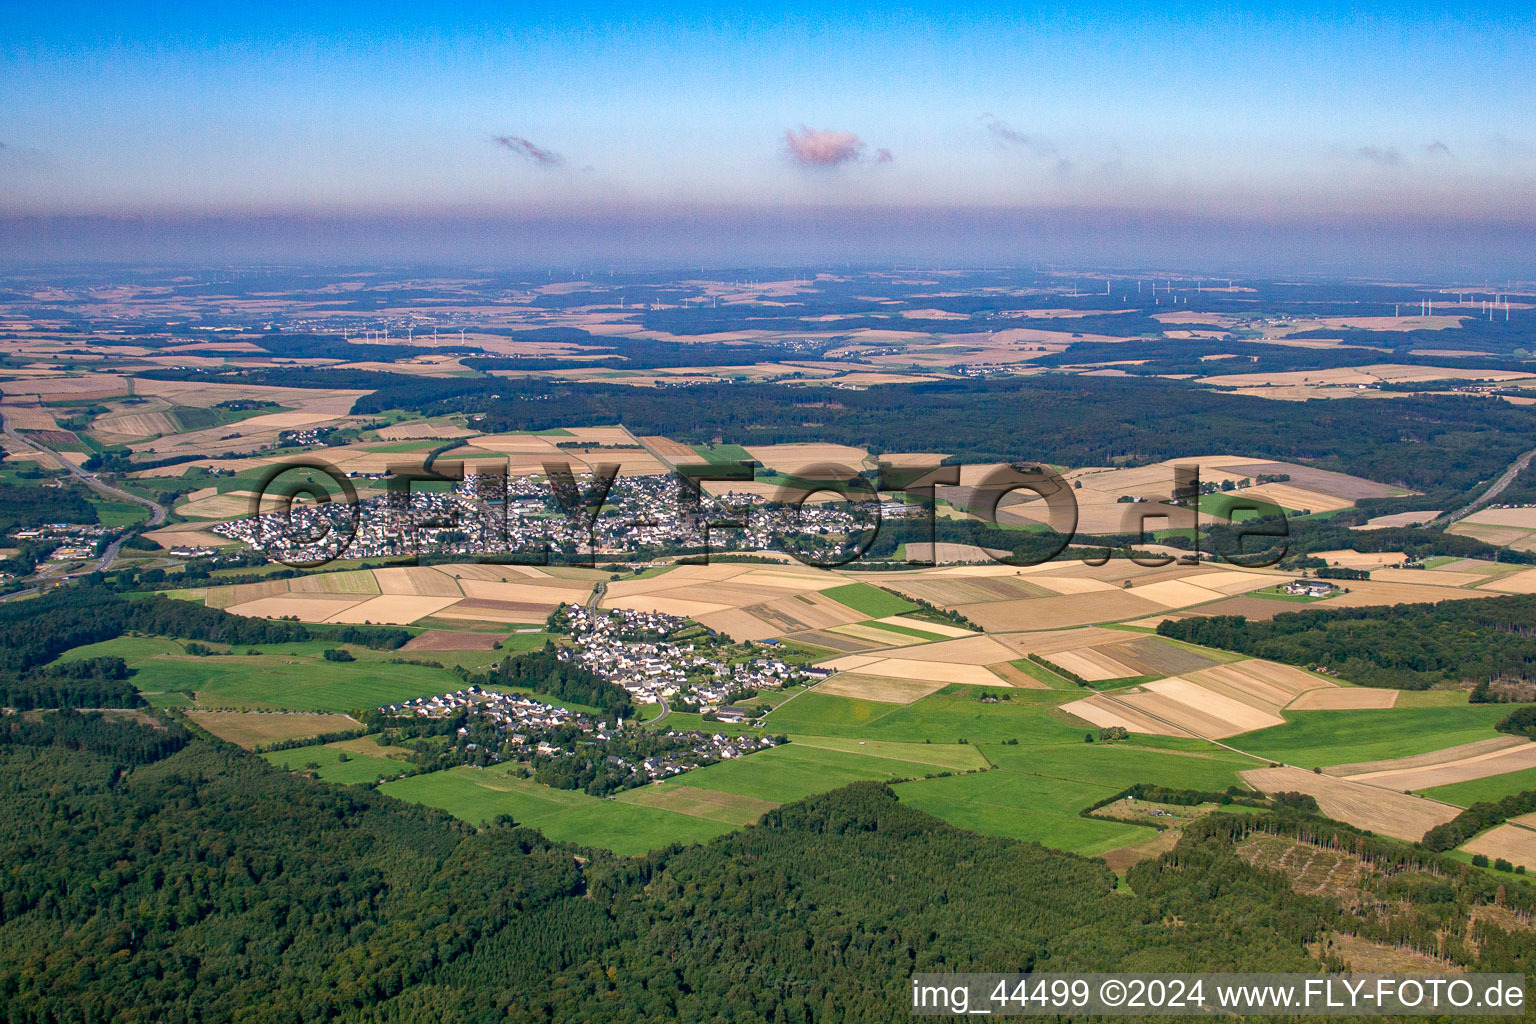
[
  {"left": 12, "top": 522, "right": 116, "bottom": 562},
  {"left": 381, "top": 684, "right": 778, "bottom": 784},
  {"left": 603, "top": 730, "right": 779, "bottom": 783},
  {"left": 209, "top": 468, "right": 872, "bottom": 566},
  {"left": 557, "top": 603, "right": 828, "bottom": 711},
  {"left": 1282, "top": 579, "right": 1338, "bottom": 598},
  {"left": 385, "top": 686, "right": 607, "bottom": 751}
]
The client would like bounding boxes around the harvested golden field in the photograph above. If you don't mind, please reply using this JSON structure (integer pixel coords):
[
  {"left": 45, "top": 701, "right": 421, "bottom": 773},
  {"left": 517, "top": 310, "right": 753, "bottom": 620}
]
[
  {"left": 817, "top": 673, "right": 948, "bottom": 704},
  {"left": 1239, "top": 482, "right": 1352, "bottom": 514},
  {"left": 872, "top": 615, "right": 975, "bottom": 638},
  {"left": 1060, "top": 694, "right": 1192, "bottom": 737},
  {"left": 1327, "top": 737, "right": 1536, "bottom": 792},
  {"left": 1460, "top": 825, "right": 1536, "bottom": 871},
  {"left": 0, "top": 405, "right": 58, "bottom": 430},
  {"left": 1462, "top": 506, "right": 1536, "bottom": 529},
  {"left": 823, "top": 656, "right": 1006, "bottom": 687},
  {"left": 995, "top": 626, "right": 1142, "bottom": 656},
  {"left": 740, "top": 594, "right": 865, "bottom": 633},
  {"left": 1124, "top": 577, "right": 1230, "bottom": 608},
  {"left": 693, "top": 608, "right": 780, "bottom": 642},
  {"left": 605, "top": 594, "right": 731, "bottom": 617},
  {"left": 431, "top": 600, "right": 551, "bottom": 624},
  {"left": 742, "top": 442, "right": 871, "bottom": 474},
  {"left": 187, "top": 712, "right": 362, "bottom": 750},
  {"left": 1286, "top": 688, "right": 1400, "bottom": 710},
  {"left": 288, "top": 570, "right": 380, "bottom": 595},
  {"left": 401, "top": 630, "right": 503, "bottom": 651},
  {"left": 901, "top": 542, "right": 1009, "bottom": 564},
  {"left": 1123, "top": 676, "right": 1287, "bottom": 737},
  {"left": 1358, "top": 510, "right": 1442, "bottom": 529},
  {"left": 865, "top": 634, "right": 1017, "bottom": 665},
  {"left": 0, "top": 375, "right": 131, "bottom": 401},
  {"left": 176, "top": 491, "right": 260, "bottom": 519},
  {"left": 373, "top": 420, "right": 476, "bottom": 440},
  {"left": 225, "top": 594, "right": 367, "bottom": 622},
  {"left": 92, "top": 409, "right": 176, "bottom": 438},
  {"left": 637, "top": 435, "right": 702, "bottom": 464},
  {"left": 373, "top": 566, "right": 464, "bottom": 597},
  {"left": 1200, "top": 363, "right": 1535, "bottom": 388},
  {"left": 1240, "top": 766, "right": 1460, "bottom": 840},
  {"left": 1474, "top": 567, "right": 1536, "bottom": 594},
  {"left": 960, "top": 591, "right": 1165, "bottom": 631},
  {"left": 322, "top": 595, "right": 461, "bottom": 625},
  {"left": 1042, "top": 647, "right": 1140, "bottom": 682},
  {"left": 207, "top": 579, "right": 292, "bottom": 608},
  {"left": 456, "top": 578, "right": 589, "bottom": 605},
  {"left": 1371, "top": 568, "right": 1483, "bottom": 587},
  {"left": 142, "top": 528, "right": 228, "bottom": 550},
  {"left": 823, "top": 623, "right": 907, "bottom": 646},
  {"left": 1186, "top": 660, "right": 1331, "bottom": 707}
]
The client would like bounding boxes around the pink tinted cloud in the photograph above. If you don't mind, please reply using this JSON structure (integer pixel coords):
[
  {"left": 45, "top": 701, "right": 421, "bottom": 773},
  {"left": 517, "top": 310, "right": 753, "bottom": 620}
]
[
  {"left": 783, "top": 126, "right": 887, "bottom": 167},
  {"left": 493, "top": 135, "right": 564, "bottom": 168}
]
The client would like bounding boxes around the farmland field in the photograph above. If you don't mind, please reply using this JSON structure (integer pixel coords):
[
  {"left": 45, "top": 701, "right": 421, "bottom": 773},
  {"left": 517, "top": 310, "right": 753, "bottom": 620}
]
[
  {"left": 380, "top": 766, "right": 735, "bottom": 854},
  {"left": 822, "top": 582, "right": 920, "bottom": 618},
  {"left": 1234, "top": 706, "right": 1515, "bottom": 769},
  {"left": 263, "top": 744, "right": 409, "bottom": 785},
  {"left": 187, "top": 711, "right": 361, "bottom": 748},
  {"left": 1424, "top": 766, "right": 1536, "bottom": 807}
]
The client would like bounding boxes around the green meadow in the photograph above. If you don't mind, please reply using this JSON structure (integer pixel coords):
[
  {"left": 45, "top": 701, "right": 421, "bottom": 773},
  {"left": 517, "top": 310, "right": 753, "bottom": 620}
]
[
  {"left": 1234, "top": 706, "right": 1513, "bottom": 769},
  {"left": 1423, "top": 766, "right": 1536, "bottom": 808},
  {"left": 262, "top": 745, "right": 407, "bottom": 785},
  {"left": 821, "top": 582, "right": 920, "bottom": 618},
  {"left": 379, "top": 766, "right": 735, "bottom": 855}
]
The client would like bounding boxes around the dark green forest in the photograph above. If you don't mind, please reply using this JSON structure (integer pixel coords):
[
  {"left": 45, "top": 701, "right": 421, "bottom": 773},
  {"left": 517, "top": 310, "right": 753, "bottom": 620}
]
[
  {"left": 132, "top": 368, "right": 1536, "bottom": 504},
  {"left": 0, "top": 717, "right": 1328, "bottom": 1023},
  {"left": 0, "top": 587, "right": 410, "bottom": 675},
  {"left": 1157, "top": 594, "right": 1536, "bottom": 689},
  {"left": 466, "top": 643, "right": 635, "bottom": 717},
  {"left": 2, "top": 712, "right": 1534, "bottom": 1022}
]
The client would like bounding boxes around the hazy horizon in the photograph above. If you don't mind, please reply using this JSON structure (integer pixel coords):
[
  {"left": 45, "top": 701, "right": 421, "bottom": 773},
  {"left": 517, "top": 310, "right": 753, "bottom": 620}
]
[{"left": 3, "top": 2, "right": 1533, "bottom": 274}]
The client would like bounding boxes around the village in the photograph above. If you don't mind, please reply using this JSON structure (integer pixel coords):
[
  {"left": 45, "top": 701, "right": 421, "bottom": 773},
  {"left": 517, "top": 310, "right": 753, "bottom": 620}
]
[
  {"left": 382, "top": 685, "right": 779, "bottom": 792},
  {"left": 211, "top": 468, "right": 869, "bottom": 566},
  {"left": 552, "top": 602, "right": 831, "bottom": 712}
]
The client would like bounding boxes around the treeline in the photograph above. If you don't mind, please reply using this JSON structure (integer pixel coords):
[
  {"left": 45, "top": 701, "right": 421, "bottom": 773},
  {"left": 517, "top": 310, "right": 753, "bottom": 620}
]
[
  {"left": 3, "top": 710, "right": 1536, "bottom": 1021},
  {"left": 0, "top": 656, "right": 141, "bottom": 710},
  {"left": 0, "top": 587, "right": 411, "bottom": 676},
  {"left": 0, "top": 479, "right": 97, "bottom": 534},
  {"left": 1155, "top": 811, "right": 1536, "bottom": 966},
  {"left": 1157, "top": 594, "right": 1536, "bottom": 689},
  {"left": 1422, "top": 790, "right": 1536, "bottom": 852},
  {"left": 1496, "top": 706, "right": 1536, "bottom": 737},
  {"left": 1031, "top": 336, "right": 1534, "bottom": 378},
  {"left": 142, "top": 366, "right": 1536, "bottom": 500},
  {"left": 1178, "top": 514, "right": 1536, "bottom": 568},
  {"left": 466, "top": 643, "right": 634, "bottom": 717},
  {"left": 0, "top": 709, "right": 188, "bottom": 764},
  {"left": 0, "top": 729, "right": 1329, "bottom": 1023}
]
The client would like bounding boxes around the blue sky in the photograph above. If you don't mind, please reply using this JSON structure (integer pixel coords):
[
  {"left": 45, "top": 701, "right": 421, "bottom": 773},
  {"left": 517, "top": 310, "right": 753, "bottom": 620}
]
[{"left": 2, "top": 3, "right": 1532, "bottom": 267}]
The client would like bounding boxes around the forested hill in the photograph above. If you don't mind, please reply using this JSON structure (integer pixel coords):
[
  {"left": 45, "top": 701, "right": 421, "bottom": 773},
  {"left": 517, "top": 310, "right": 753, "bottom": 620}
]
[
  {"left": 0, "top": 586, "right": 408, "bottom": 675},
  {"left": 137, "top": 367, "right": 1536, "bottom": 499},
  {"left": 0, "top": 720, "right": 1330, "bottom": 1023},
  {"left": 1157, "top": 593, "right": 1536, "bottom": 690}
]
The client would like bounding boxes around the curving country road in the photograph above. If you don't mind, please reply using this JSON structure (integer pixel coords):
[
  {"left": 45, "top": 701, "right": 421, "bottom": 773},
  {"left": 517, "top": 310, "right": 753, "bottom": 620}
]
[{"left": 1, "top": 409, "right": 168, "bottom": 574}]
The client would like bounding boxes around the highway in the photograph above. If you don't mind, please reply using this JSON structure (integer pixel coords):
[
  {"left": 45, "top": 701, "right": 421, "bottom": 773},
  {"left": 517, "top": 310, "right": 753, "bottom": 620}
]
[
  {"left": 1, "top": 409, "right": 168, "bottom": 576},
  {"left": 1438, "top": 444, "right": 1536, "bottom": 526}
]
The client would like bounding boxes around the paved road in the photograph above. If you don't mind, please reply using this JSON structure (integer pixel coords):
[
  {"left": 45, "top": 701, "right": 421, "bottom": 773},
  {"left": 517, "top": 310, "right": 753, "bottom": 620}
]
[
  {"left": 1438, "top": 444, "right": 1536, "bottom": 526},
  {"left": 1, "top": 409, "right": 168, "bottom": 574}
]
